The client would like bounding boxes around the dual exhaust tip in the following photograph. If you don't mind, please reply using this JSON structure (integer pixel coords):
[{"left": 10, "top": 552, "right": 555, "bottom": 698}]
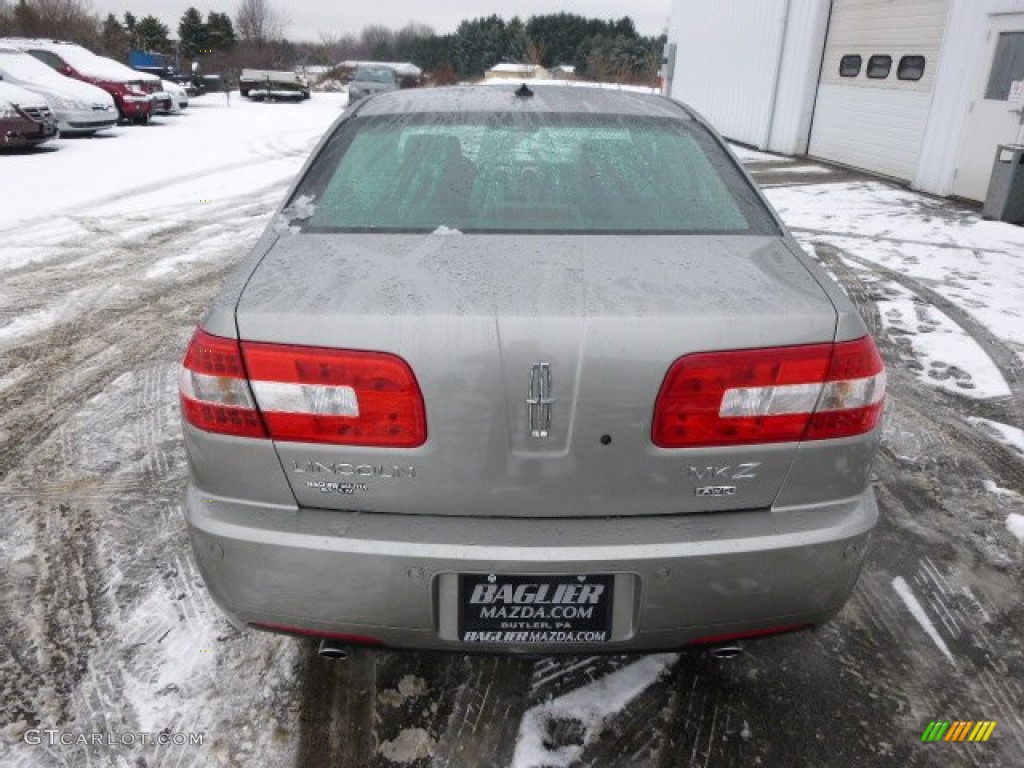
[
  {"left": 705, "top": 643, "right": 744, "bottom": 660},
  {"left": 318, "top": 639, "right": 350, "bottom": 660}
]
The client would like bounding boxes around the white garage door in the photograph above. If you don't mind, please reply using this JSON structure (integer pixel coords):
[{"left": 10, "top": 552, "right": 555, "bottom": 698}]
[{"left": 808, "top": 0, "right": 951, "bottom": 180}]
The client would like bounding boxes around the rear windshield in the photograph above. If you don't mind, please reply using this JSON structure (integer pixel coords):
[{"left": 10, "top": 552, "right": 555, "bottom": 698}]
[
  {"left": 291, "top": 111, "right": 778, "bottom": 235},
  {"left": 355, "top": 67, "right": 395, "bottom": 83}
]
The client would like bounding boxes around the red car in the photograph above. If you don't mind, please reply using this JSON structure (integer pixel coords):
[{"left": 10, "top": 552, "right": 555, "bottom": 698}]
[
  {"left": 0, "top": 81, "right": 57, "bottom": 149},
  {"left": 1, "top": 38, "right": 153, "bottom": 124}
]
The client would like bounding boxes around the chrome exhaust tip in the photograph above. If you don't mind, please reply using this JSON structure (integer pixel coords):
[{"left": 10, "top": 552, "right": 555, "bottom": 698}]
[
  {"left": 707, "top": 643, "right": 744, "bottom": 660},
  {"left": 317, "top": 639, "right": 350, "bottom": 660}
]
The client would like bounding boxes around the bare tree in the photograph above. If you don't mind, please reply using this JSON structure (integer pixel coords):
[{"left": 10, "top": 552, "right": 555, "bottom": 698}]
[
  {"left": 317, "top": 30, "right": 360, "bottom": 64},
  {"left": 0, "top": 1, "right": 12, "bottom": 36},
  {"left": 359, "top": 24, "right": 394, "bottom": 60},
  {"left": 235, "top": 0, "right": 284, "bottom": 45},
  {"left": 526, "top": 39, "right": 548, "bottom": 67},
  {"left": 6, "top": 0, "right": 98, "bottom": 45}
]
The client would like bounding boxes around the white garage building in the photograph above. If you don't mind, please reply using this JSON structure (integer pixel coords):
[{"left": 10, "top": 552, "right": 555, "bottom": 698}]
[{"left": 665, "top": 0, "right": 1024, "bottom": 201}]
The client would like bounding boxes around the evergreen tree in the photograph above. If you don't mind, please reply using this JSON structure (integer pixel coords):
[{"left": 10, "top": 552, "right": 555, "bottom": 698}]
[
  {"left": 100, "top": 13, "right": 129, "bottom": 60},
  {"left": 136, "top": 15, "right": 171, "bottom": 52},
  {"left": 123, "top": 11, "right": 139, "bottom": 49},
  {"left": 206, "top": 12, "right": 236, "bottom": 52},
  {"left": 454, "top": 15, "right": 515, "bottom": 78},
  {"left": 505, "top": 16, "right": 528, "bottom": 64},
  {"left": 178, "top": 7, "right": 207, "bottom": 59}
]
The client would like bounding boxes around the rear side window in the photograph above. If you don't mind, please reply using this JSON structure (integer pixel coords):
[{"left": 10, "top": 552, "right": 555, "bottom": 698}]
[
  {"left": 866, "top": 55, "right": 892, "bottom": 79},
  {"left": 897, "top": 55, "right": 925, "bottom": 81},
  {"left": 28, "top": 50, "right": 65, "bottom": 71},
  {"left": 839, "top": 55, "right": 862, "bottom": 77},
  {"left": 293, "top": 112, "right": 778, "bottom": 235},
  {"left": 355, "top": 67, "right": 395, "bottom": 83}
]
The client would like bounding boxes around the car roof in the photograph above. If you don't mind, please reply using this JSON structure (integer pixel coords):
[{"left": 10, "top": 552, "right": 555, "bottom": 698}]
[{"left": 353, "top": 83, "right": 695, "bottom": 120}]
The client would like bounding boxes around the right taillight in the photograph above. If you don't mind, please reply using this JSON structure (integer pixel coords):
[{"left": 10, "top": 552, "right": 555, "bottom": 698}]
[
  {"left": 179, "top": 328, "right": 427, "bottom": 447},
  {"left": 652, "top": 336, "right": 885, "bottom": 448}
]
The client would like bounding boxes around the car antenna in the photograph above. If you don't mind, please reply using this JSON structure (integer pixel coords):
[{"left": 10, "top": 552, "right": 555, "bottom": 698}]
[{"left": 515, "top": 83, "right": 534, "bottom": 98}]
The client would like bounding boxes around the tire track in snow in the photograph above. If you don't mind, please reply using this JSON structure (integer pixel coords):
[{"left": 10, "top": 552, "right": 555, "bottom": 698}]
[
  {"left": 432, "top": 656, "right": 535, "bottom": 768},
  {"left": 296, "top": 646, "right": 377, "bottom": 767},
  {"left": 813, "top": 242, "right": 1024, "bottom": 423}
]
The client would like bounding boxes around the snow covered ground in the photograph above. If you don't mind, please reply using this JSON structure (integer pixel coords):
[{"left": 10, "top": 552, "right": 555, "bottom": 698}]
[
  {"left": 0, "top": 93, "right": 1021, "bottom": 768},
  {"left": 1, "top": 93, "right": 346, "bottom": 768}
]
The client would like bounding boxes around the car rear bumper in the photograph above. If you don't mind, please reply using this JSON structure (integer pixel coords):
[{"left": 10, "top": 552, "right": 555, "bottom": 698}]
[{"left": 185, "top": 485, "right": 877, "bottom": 653}]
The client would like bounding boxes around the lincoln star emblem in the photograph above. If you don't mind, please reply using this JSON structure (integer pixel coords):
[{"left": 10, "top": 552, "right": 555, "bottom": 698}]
[{"left": 527, "top": 362, "right": 554, "bottom": 438}]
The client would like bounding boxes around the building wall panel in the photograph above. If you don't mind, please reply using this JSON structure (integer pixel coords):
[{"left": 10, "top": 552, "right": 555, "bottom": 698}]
[{"left": 667, "top": 0, "right": 789, "bottom": 147}]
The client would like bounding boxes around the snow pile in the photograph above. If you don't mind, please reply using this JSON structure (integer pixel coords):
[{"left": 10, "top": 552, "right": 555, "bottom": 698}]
[
  {"left": 874, "top": 281, "right": 1010, "bottom": 398},
  {"left": 511, "top": 654, "right": 676, "bottom": 768},
  {"left": 967, "top": 417, "right": 1024, "bottom": 458},
  {"left": 1007, "top": 514, "right": 1024, "bottom": 544},
  {"left": 891, "top": 577, "right": 957, "bottom": 667},
  {"left": 377, "top": 727, "right": 436, "bottom": 762}
]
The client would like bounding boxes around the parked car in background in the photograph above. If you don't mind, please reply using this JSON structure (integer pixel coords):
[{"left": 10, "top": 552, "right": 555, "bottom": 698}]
[
  {"left": 161, "top": 79, "right": 188, "bottom": 112},
  {"left": 0, "top": 80, "right": 57, "bottom": 149},
  {"left": 129, "top": 67, "right": 172, "bottom": 114},
  {"left": 0, "top": 46, "right": 116, "bottom": 136},
  {"left": 239, "top": 69, "right": 310, "bottom": 101},
  {"left": 346, "top": 65, "right": 398, "bottom": 101},
  {"left": 180, "top": 84, "right": 886, "bottom": 656},
  {"left": 0, "top": 38, "right": 153, "bottom": 123}
]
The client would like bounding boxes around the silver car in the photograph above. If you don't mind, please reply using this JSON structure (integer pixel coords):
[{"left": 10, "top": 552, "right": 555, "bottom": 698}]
[
  {"left": 180, "top": 84, "right": 885, "bottom": 654},
  {"left": 346, "top": 65, "right": 398, "bottom": 101}
]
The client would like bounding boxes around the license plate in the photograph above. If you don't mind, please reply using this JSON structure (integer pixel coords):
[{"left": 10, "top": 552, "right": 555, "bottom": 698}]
[{"left": 458, "top": 573, "right": 613, "bottom": 644}]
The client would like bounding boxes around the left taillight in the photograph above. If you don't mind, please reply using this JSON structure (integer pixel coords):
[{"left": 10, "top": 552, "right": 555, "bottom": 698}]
[
  {"left": 179, "top": 329, "right": 267, "bottom": 438},
  {"left": 180, "top": 329, "right": 427, "bottom": 447}
]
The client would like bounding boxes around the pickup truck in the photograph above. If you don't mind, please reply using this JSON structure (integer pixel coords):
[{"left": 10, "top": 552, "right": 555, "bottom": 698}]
[{"left": 239, "top": 69, "right": 310, "bottom": 101}]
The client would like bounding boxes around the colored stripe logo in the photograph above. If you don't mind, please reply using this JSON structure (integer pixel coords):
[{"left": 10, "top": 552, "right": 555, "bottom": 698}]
[{"left": 921, "top": 721, "right": 996, "bottom": 742}]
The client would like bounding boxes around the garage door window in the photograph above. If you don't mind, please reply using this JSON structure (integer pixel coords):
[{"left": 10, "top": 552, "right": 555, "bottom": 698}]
[
  {"left": 897, "top": 55, "right": 925, "bottom": 81},
  {"left": 866, "top": 55, "right": 892, "bottom": 79},
  {"left": 984, "top": 31, "right": 1024, "bottom": 100},
  {"left": 839, "top": 55, "right": 862, "bottom": 77}
]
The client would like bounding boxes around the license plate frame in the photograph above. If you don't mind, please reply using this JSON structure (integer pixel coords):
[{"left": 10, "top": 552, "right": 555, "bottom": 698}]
[{"left": 458, "top": 573, "right": 614, "bottom": 644}]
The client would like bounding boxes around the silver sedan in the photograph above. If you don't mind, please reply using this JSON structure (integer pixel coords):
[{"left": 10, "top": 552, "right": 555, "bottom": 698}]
[{"left": 180, "top": 84, "right": 885, "bottom": 654}]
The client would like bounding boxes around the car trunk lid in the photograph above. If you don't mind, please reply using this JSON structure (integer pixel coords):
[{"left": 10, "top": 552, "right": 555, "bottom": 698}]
[{"left": 234, "top": 232, "right": 839, "bottom": 517}]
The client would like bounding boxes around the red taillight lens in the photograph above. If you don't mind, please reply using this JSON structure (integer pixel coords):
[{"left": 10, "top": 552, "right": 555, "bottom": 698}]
[
  {"left": 652, "top": 336, "right": 885, "bottom": 448},
  {"left": 688, "top": 622, "right": 813, "bottom": 646},
  {"left": 241, "top": 342, "right": 427, "bottom": 447},
  {"left": 180, "top": 329, "right": 267, "bottom": 438},
  {"left": 805, "top": 336, "right": 886, "bottom": 440},
  {"left": 180, "top": 329, "right": 427, "bottom": 447},
  {"left": 252, "top": 623, "right": 382, "bottom": 645}
]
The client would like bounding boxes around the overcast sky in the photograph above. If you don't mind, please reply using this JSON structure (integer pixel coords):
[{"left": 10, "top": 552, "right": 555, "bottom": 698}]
[{"left": 92, "top": 1, "right": 672, "bottom": 42}]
